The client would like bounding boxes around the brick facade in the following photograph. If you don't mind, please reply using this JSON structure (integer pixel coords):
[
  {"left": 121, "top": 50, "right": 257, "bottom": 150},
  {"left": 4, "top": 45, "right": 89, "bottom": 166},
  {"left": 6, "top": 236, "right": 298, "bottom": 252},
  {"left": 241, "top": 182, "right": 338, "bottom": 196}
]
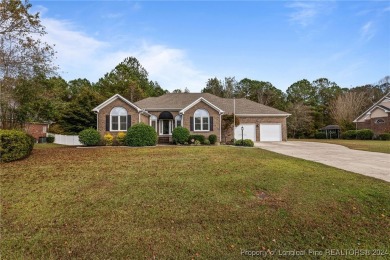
[
  {"left": 182, "top": 101, "right": 221, "bottom": 141},
  {"left": 97, "top": 99, "right": 141, "bottom": 137},
  {"left": 25, "top": 123, "right": 48, "bottom": 141},
  {"left": 356, "top": 115, "right": 390, "bottom": 135}
]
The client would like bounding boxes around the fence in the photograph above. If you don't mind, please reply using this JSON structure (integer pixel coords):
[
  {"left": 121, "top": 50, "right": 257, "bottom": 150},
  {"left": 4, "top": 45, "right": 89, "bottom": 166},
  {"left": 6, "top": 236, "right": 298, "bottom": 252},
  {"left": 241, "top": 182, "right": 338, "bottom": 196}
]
[{"left": 47, "top": 133, "right": 82, "bottom": 146}]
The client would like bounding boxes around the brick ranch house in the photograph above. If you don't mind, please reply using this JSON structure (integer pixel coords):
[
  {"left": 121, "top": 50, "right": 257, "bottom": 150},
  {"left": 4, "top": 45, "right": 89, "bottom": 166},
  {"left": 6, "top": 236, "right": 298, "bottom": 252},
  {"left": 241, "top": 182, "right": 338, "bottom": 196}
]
[
  {"left": 92, "top": 93, "right": 290, "bottom": 143},
  {"left": 353, "top": 92, "right": 390, "bottom": 134}
]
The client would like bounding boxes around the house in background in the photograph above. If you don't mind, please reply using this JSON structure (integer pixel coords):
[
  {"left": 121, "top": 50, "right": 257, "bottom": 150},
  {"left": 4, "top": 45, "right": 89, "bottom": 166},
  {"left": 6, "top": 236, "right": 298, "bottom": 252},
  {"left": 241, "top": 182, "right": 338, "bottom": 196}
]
[
  {"left": 25, "top": 122, "right": 49, "bottom": 142},
  {"left": 92, "top": 93, "right": 290, "bottom": 143},
  {"left": 353, "top": 92, "right": 390, "bottom": 134}
]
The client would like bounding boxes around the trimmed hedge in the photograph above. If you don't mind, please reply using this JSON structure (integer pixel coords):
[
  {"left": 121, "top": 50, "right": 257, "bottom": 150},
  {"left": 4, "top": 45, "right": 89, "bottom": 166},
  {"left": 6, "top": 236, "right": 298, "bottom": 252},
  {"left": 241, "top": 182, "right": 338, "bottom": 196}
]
[
  {"left": 188, "top": 135, "right": 206, "bottom": 144},
  {"left": 208, "top": 134, "right": 217, "bottom": 144},
  {"left": 341, "top": 130, "right": 357, "bottom": 140},
  {"left": 314, "top": 131, "right": 327, "bottom": 139},
  {"left": 356, "top": 129, "right": 374, "bottom": 140},
  {"left": 125, "top": 123, "right": 157, "bottom": 147},
  {"left": 79, "top": 128, "right": 101, "bottom": 146},
  {"left": 0, "top": 130, "right": 35, "bottom": 162},
  {"left": 46, "top": 135, "right": 55, "bottom": 143},
  {"left": 234, "top": 139, "right": 254, "bottom": 147},
  {"left": 172, "top": 127, "right": 190, "bottom": 144},
  {"left": 341, "top": 129, "right": 374, "bottom": 140},
  {"left": 378, "top": 133, "right": 390, "bottom": 141}
]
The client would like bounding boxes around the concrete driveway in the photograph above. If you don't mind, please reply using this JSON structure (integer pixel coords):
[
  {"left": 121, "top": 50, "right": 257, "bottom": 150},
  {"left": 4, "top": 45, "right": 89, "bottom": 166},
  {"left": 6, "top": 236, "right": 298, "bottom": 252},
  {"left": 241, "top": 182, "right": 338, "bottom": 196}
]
[{"left": 255, "top": 141, "right": 390, "bottom": 182}]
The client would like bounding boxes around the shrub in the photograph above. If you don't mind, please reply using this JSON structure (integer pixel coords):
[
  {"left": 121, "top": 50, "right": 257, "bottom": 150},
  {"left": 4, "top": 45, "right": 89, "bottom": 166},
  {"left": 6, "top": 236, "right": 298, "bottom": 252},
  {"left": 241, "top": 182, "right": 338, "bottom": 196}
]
[
  {"left": 356, "top": 129, "right": 374, "bottom": 140},
  {"left": 314, "top": 131, "right": 327, "bottom": 139},
  {"left": 48, "top": 123, "right": 65, "bottom": 134},
  {"left": 208, "top": 134, "right": 217, "bottom": 144},
  {"left": 0, "top": 130, "right": 35, "bottom": 162},
  {"left": 79, "top": 128, "right": 101, "bottom": 146},
  {"left": 104, "top": 133, "right": 114, "bottom": 146},
  {"left": 46, "top": 135, "right": 55, "bottom": 143},
  {"left": 125, "top": 123, "right": 157, "bottom": 147},
  {"left": 234, "top": 139, "right": 254, "bottom": 147},
  {"left": 341, "top": 130, "right": 357, "bottom": 140},
  {"left": 378, "top": 133, "right": 390, "bottom": 141},
  {"left": 172, "top": 127, "right": 190, "bottom": 144},
  {"left": 188, "top": 135, "right": 205, "bottom": 144},
  {"left": 204, "top": 139, "right": 210, "bottom": 145},
  {"left": 194, "top": 140, "right": 201, "bottom": 145},
  {"left": 116, "top": 132, "right": 126, "bottom": 145}
]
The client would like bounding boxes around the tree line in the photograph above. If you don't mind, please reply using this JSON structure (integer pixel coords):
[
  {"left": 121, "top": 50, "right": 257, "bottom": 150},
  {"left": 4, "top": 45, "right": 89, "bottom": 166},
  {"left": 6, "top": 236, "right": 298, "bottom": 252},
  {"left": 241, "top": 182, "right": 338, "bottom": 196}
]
[
  {"left": 201, "top": 76, "right": 389, "bottom": 137},
  {"left": 1, "top": 0, "right": 389, "bottom": 137}
]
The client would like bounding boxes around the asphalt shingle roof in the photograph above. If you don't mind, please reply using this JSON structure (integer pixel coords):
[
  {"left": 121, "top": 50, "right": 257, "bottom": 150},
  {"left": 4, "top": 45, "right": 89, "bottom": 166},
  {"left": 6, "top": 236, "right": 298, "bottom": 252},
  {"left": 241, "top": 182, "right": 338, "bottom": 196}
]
[{"left": 135, "top": 93, "right": 289, "bottom": 115}]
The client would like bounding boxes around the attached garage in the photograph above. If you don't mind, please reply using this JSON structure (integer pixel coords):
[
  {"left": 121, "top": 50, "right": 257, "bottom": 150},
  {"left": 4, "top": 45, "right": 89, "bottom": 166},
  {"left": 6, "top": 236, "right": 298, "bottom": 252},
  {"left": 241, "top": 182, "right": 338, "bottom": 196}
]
[
  {"left": 234, "top": 124, "right": 256, "bottom": 142},
  {"left": 260, "top": 123, "right": 282, "bottom": 142}
]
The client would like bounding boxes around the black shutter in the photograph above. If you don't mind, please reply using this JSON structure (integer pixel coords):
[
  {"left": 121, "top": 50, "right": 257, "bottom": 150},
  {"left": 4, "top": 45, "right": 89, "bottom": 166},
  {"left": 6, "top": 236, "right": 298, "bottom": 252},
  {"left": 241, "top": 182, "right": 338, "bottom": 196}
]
[
  {"left": 210, "top": 117, "right": 213, "bottom": 131},
  {"left": 106, "top": 115, "right": 110, "bottom": 131},
  {"left": 190, "top": 117, "right": 194, "bottom": 131},
  {"left": 127, "top": 115, "right": 132, "bottom": 129}
]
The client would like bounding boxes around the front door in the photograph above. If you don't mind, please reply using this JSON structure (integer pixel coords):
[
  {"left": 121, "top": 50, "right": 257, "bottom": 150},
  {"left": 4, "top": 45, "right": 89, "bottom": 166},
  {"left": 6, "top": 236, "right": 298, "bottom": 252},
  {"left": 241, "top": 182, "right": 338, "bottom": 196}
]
[{"left": 160, "top": 120, "right": 172, "bottom": 135}]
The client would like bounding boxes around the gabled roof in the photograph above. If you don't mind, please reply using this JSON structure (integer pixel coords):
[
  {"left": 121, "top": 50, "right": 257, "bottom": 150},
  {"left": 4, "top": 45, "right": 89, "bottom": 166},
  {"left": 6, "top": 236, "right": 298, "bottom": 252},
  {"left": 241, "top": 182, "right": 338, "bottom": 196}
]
[
  {"left": 180, "top": 97, "right": 224, "bottom": 114},
  {"left": 92, "top": 94, "right": 142, "bottom": 113},
  {"left": 353, "top": 92, "right": 390, "bottom": 122},
  {"left": 135, "top": 93, "right": 290, "bottom": 116}
]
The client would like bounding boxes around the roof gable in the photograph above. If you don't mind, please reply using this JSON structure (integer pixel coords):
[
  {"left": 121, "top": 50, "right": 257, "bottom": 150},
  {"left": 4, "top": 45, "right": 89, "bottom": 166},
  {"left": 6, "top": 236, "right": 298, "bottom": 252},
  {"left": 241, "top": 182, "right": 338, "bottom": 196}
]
[
  {"left": 92, "top": 94, "right": 142, "bottom": 113},
  {"left": 353, "top": 92, "right": 390, "bottom": 122},
  {"left": 180, "top": 97, "right": 224, "bottom": 114}
]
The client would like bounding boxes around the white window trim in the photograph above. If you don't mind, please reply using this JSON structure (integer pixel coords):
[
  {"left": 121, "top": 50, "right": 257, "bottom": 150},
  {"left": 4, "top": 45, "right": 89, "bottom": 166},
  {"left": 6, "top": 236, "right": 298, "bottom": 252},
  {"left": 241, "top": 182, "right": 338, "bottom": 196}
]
[
  {"left": 110, "top": 107, "right": 127, "bottom": 132},
  {"left": 150, "top": 115, "right": 158, "bottom": 132},
  {"left": 175, "top": 115, "right": 182, "bottom": 128},
  {"left": 194, "top": 109, "right": 210, "bottom": 132}
]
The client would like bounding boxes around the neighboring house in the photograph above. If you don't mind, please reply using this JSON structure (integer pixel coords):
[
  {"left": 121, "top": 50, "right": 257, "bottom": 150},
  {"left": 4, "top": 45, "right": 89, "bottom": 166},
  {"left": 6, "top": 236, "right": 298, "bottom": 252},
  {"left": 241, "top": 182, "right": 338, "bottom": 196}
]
[
  {"left": 25, "top": 122, "right": 49, "bottom": 142},
  {"left": 353, "top": 92, "right": 390, "bottom": 134},
  {"left": 92, "top": 93, "right": 290, "bottom": 143}
]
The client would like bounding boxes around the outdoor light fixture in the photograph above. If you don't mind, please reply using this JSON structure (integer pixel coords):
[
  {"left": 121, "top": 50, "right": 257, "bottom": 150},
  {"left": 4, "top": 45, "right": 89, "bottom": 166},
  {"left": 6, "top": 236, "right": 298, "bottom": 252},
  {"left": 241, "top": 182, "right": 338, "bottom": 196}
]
[{"left": 241, "top": 126, "right": 244, "bottom": 146}]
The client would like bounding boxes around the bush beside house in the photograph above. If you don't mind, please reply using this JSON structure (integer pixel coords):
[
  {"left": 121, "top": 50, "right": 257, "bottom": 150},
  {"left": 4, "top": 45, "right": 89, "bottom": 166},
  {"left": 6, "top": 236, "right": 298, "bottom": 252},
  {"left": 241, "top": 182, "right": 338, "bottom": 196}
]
[
  {"left": 79, "top": 128, "right": 101, "bottom": 146},
  {"left": 125, "top": 123, "right": 157, "bottom": 147},
  {"left": 0, "top": 130, "right": 35, "bottom": 162},
  {"left": 172, "top": 127, "right": 190, "bottom": 144},
  {"left": 234, "top": 139, "right": 254, "bottom": 147},
  {"left": 341, "top": 129, "right": 374, "bottom": 140},
  {"left": 188, "top": 135, "right": 206, "bottom": 144}
]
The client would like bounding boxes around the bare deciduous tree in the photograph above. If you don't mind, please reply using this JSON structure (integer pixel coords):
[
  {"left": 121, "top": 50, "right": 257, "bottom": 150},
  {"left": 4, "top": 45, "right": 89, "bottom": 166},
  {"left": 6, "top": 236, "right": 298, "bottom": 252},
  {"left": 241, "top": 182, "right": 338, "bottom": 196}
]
[
  {"left": 329, "top": 91, "right": 369, "bottom": 131},
  {"left": 286, "top": 102, "right": 313, "bottom": 138}
]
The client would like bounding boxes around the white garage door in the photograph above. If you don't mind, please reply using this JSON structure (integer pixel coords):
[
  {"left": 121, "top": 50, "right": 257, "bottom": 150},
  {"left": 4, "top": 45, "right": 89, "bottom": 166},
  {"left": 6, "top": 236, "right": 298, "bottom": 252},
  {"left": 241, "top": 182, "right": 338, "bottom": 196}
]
[
  {"left": 235, "top": 124, "right": 256, "bottom": 142},
  {"left": 260, "top": 124, "right": 282, "bottom": 142}
]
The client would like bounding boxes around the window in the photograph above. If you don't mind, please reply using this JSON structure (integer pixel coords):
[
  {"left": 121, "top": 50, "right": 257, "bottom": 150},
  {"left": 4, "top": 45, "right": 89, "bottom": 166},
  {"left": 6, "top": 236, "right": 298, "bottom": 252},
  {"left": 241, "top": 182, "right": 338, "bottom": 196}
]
[
  {"left": 175, "top": 115, "right": 182, "bottom": 128},
  {"left": 375, "top": 119, "right": 385, "bottom": 124},
  {"left": 150, "top": 115, "right": 157, "bottom": 131},
  {"left": 194, "top": 109, "right": 209, "bottom": 131},
  {"left": 110, "top": 107, "right": 127, "bottom": 131}
]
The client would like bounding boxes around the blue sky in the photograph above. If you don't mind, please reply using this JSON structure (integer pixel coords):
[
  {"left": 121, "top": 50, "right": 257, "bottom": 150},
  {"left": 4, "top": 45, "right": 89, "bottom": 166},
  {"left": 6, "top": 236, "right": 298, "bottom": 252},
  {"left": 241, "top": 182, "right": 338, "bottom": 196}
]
[{"left": 32, "top": 1, "right": 390, "bottom": 92}]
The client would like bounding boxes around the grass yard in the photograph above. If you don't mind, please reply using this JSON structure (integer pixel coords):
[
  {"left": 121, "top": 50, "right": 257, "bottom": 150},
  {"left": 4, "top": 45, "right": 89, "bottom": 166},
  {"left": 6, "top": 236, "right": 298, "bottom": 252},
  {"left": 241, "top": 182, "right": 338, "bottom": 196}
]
[
  {"left": 1, "top": 145, "right": 389, "bottom": 259},
  {"left": 291, "top": 139, "right": 390, "bottom": 154}
]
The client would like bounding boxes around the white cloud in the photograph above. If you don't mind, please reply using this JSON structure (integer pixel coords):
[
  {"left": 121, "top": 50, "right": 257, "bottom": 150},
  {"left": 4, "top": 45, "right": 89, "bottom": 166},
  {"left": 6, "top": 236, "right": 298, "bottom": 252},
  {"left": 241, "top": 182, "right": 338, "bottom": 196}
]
[
  {"left": 360, "top": 21, "right": 375, "bottom": 42},
  {"left": 287, "top": 1, "right": 335, "bottom": 27},
  {"left": 40, "top": 16, "right": 207, "bottom": 92}
]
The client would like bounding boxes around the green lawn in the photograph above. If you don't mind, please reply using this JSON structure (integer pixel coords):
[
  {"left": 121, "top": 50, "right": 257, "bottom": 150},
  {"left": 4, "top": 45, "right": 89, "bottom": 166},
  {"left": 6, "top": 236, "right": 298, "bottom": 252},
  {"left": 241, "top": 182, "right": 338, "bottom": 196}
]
[
  {"left": 291, "top": 139, "right": 390, "bottom": 154},
  {"left": 1, "top": 145, "right": 389, "bottom": 259}
]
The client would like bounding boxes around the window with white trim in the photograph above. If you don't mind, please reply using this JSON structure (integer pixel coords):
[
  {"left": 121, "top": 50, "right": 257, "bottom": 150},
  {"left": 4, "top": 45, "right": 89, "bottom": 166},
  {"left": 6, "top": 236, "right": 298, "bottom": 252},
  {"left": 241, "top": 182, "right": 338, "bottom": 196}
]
[
  {"left": 175, "top": 115, "right": 182, "bottom": 128},
  {"left": 194, "top": 109, "right": 209, "bottom": 131},
  {"left": 111, "top": 107, "right": 127, "bottom": 131},
  {"left": 150, "top": 115, "right": 157, "bottom": 131}
]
